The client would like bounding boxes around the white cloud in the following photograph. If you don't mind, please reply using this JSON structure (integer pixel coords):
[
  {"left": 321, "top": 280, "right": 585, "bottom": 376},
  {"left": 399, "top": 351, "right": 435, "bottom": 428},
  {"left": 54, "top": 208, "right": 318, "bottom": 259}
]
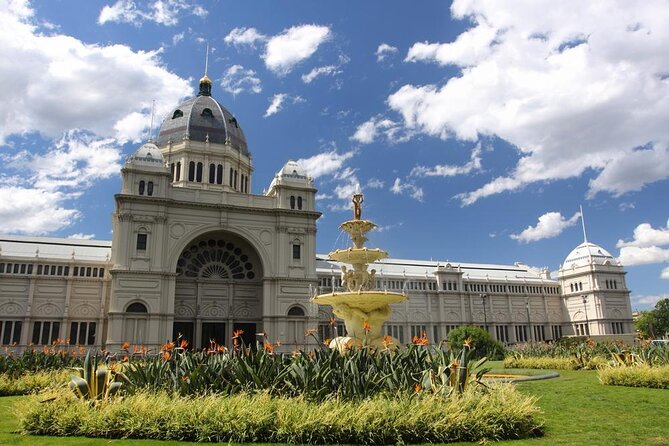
[
  {"left": 98, "top": 0, "right": 207, "bottom": 26},
  {"left": 618, "top": 246, "right": 669, "bottom": 266},
  {"left": 0, "top": 187, "right": 79, "bottom": 235},
  {"left": 369, "top": 1, "right": 669, "bottom": 205},
  {"left": 351, "top": 116, "right": 405, "bottom": 144},
  {"left": 411, "top": 143, "right": 482, "bottom": 177},
  {"left": 172, "top": 31, "right": 184, "bottom": 45},
  {"left": 390, "top": 178, "right": 424, "bottom": 202},
  {"left": 631, "top": 294, "right": 668, "bottom": 307},
  {"left": 366, "top": 178, "right": 384, "bottom": 189},
  {"left": 617, "top": 223, "right": 669, "bottom": 248},
  {"left": 296, "top": 150, "right": 356, "bottom": 179},
  {"left": 220, "top": 65, "right": 262, "bottom": 96},
  {"left": 264, "top": 93, "right": 304, "bottom": 117},
  {"left": 68, "top": 233, "right": 96, "bottom": 240},
  {"left": 661, "top": 267, "right": 669, "bottom": 280},
  {"left": 301, "top": 65, "right": 340, "bottom": 84},
  {"left": 0, "top": 3, "right": 192, "bottom": 144},
  {"left": 376, "top": 43, "right": 398, "bottom": 62},
  {"left": 263, "top": 25, "right": 331, "bottom": 75},
  {"left": 223, "top": 27, "right": 266, "bottom": 48},
  {"left": 510, "top": 211, "right": 581, "bottom": 243}
]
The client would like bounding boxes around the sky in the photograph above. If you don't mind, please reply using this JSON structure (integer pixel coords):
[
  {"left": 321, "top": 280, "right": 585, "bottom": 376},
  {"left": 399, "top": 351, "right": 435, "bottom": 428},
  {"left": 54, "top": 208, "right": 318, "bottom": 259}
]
[{"left": 1, "top": 0, "right": 668, "bottom": 310}]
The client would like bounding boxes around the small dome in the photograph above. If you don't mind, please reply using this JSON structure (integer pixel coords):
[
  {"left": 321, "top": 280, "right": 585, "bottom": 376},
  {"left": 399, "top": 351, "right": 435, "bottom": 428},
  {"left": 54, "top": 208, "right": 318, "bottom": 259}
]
[
  {"left": 563, "top": 242, "right": 614, "bottom": 268},
  {"left": 279, "top": 160, "right": 308, "bottom": 178},
  {"left": 126, "top": 142, "right": 165, "bottom": 167}
]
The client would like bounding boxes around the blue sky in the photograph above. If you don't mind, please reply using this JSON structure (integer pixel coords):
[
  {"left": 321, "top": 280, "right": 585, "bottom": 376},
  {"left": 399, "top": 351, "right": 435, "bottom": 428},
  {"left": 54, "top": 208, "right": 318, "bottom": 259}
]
[{"left": 1, "top": 0, "right": 668, "bottom": 309}]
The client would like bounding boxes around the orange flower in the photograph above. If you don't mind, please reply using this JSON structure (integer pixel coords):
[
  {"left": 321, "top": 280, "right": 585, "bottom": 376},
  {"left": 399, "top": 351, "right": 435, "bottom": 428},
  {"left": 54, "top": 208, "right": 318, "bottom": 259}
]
[
  {"left": 450, "top": 359, "right": 460, "bottom": 369},
  {"left": 161, "top": 351, "right": 171, "bottom": 361},
  {"left": 412, "top": 334, "right": 429, "bottom": 346},
  {"left": 181, "top": 375, "right": 189, "bottom": 382},
  {"left": 414, "top": 383, "right": 422, "bottom": 393},
  {"left": 233, "top": 338, "right": 239, "bottom": 348},
  {"left": 363, "top": 320, "right": 371, "bottom": 333},
  {"left": 323, "top": 338, "right": 331, "bottom": 346},
  {"left": 121, "top": 342, "right": 130, "bottom": 350},
  {"left": 162, "top": 341, "right": 175, "bottom": 351},
  {"left": 263, "top": 342, "right": 274, "bottom": 353},
  {"left": 463, "top": 337, "right": 472, "bottom": 348},
  {"left": 122, "top": 355, "right": 129, "bottom": 363},
  {"left": 179, "top": 339, "right": 189, "bottom": 349},
  {"left": 233, "top": 329, "right": 244, "bottom": 338}
]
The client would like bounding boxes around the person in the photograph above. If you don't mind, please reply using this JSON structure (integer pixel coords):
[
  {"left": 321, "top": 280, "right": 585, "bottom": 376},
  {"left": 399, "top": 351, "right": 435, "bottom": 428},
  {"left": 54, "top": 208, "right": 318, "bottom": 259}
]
[{"left": 352, "top": 193, "right": 363, "bottom": 220}]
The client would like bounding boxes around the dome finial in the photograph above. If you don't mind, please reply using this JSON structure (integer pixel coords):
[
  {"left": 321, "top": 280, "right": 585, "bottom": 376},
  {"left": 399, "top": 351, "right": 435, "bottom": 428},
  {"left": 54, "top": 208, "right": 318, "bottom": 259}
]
[
  {"left": 580, "top": 204, "right": 588, "bottom": 243},
  {"left": 198, "top": 42, "right": 212, "bottom": 96}
]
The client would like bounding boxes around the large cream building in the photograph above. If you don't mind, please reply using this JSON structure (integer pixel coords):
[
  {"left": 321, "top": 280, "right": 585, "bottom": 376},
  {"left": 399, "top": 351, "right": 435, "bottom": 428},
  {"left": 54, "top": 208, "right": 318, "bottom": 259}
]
[{"left": 0, "top": 76, "right": 634, "bottom": 352}]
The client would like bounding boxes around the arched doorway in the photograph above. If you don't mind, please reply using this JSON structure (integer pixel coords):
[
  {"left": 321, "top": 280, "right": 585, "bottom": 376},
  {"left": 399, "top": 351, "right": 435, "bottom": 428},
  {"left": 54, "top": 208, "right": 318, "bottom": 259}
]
[{"left": 173, "top": 232, "right": 263, "bottom": 349}]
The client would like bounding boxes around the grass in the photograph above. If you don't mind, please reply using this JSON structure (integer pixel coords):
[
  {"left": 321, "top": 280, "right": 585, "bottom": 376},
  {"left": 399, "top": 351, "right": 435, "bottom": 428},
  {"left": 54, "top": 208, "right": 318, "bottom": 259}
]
[{"left": 0, "top": 362, "right": 667, "bottom": 445}]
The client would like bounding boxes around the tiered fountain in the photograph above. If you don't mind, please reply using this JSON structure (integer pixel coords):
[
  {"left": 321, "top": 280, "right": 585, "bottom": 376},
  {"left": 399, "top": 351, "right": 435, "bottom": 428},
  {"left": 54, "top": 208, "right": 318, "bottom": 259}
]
[{"left": 312, "top": 190, "right": 406, "bottom": 348}]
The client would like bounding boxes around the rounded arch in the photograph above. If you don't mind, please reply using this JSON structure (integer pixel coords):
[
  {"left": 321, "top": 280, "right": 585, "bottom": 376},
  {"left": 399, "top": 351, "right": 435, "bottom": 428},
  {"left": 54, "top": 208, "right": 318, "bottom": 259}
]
[
  {"left": 168, "top": 226, "right": 271, "bottom": 277},
  {"left": 125, "top": 302, "right": 148, "bottom": 313},
  {"left": 287, "top": 305, "right": 306, "bottom": 317}
]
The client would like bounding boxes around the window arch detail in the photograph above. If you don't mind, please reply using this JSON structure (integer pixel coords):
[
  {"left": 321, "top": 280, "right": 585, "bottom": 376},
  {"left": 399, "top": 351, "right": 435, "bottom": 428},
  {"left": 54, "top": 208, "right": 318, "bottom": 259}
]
[{"left": 176, "top": 238, "right": 257, "bottom": 280}]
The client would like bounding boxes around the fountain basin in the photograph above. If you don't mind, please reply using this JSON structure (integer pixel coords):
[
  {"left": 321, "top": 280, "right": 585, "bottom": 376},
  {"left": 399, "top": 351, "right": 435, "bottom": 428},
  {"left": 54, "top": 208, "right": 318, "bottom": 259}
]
[
  {"left": 313, "top": 291, "right": 405, "bottom": 312},
  {"left": 329, "top": 248, "right": 388, "bottom": 264}
]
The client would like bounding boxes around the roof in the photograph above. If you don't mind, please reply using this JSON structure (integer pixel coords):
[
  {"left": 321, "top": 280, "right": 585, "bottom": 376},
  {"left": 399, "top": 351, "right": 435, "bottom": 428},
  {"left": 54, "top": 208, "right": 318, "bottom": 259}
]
[
  {"left": 563, "top": 242, "right": 615, "bottom": 268},
  {"left": 156, "top": 94, "right": 248, "bottom": 156},
  {"left": 0, "top": 236, "right": 112, "bottom": 262},
  {"left": 125, "top": 142, "right": 165, "bottom": 168},
  {"left": 316, "top": 255, "right": 558, "bottom": 283}
]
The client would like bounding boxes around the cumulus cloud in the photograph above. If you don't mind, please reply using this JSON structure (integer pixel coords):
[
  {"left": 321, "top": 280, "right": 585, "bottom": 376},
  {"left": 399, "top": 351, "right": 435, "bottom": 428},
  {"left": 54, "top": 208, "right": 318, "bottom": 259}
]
[
  {"left": 67, "top": 233, "right": 96, "bottom": 240},
  {"left": 662, "top": 266, "right": 669, "bottom": 280},
  {"left": 223, "top": 27, "right": 266, "bottom": 48},
  {"left": 0, "top": 2, "right": 192, "bottom": 144},
  {"left": 617, "top": 222, "right": 669, "bottom": 267},
  {"left": 364, "top": 1, "right": 669, "bottom": 205},
  {"left": 631, "top": 294, "right": 668, "bottom": 307},
  {"left": 351, "top": 116, "right": 409, "bottom": 144},
  {"left": 411, "top": 143, "right": 482, "bottom": 177},
  {"left": 220, "top": 65, "right": 262, "bottom": 96},
  {"left": 0, "top": 187, "right": 79, "bottom": 235},
  {"left": 301, "top": 65, "right": 340, "bottom": 84},
  {"left": 263, "top": 93, "right": 304, "bottom": 117},
  {"left": 263, "top": 25, "right": 331, "bottom": 75},
  {"left": 390, "top": 178, "right": 424, "bottom": 202},
  {"left": 376, "top": 43, "right": 398, "bottom": 62},
  {"left": 366, "top": 178, "right": 384, "bottom": 189},
  {"left": 296, "top": 150, "right": 356, "bottom": 179},
  {"left": 510, "top": 211, "right": 581, "bottom": 243},
  {"left": 98, "top": 0, "right": 207, "bottom": 26}
]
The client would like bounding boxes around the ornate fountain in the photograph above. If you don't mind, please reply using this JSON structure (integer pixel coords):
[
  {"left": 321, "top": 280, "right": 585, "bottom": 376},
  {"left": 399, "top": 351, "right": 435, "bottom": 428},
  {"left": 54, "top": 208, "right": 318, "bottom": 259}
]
[{"left": 312, "top": 190, "right": 406, "bottom": 348}]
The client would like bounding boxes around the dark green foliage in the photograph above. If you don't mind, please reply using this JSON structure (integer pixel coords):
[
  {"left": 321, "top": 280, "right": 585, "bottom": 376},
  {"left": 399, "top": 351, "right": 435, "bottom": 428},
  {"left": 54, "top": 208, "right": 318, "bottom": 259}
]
[
  {"left": 0, "top": 348, "right": 82, "bottom": 378},
  {"left": 124, "top": 341, "right": 489, "bottom": 400},
  {"left": 446, "top": 325, "right": 505, "bottom": 359}
]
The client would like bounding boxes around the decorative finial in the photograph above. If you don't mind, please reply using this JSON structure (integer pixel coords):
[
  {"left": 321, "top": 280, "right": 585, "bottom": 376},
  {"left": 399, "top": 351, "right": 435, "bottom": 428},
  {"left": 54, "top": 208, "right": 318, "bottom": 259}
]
[
  {"left": 198, "top": 42, "right": 212, "bottom": 96},
  {"left": 148, "top": 99, "right": 156, "bottom": 142},
  {"left": 352, "top": 190, "right": 363, "bottom": 220}
]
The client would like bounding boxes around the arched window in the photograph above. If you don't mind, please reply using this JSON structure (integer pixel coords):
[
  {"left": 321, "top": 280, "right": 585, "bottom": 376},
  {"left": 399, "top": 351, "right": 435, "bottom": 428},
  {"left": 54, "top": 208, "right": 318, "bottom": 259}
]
[
  {"left": 136, "top": 233, "right": 147, "bottom": 251},
  {"left": 290, "top": 196, "right": 296, "bottom": 209},
  {"left": 126, "top": 302, "right": 148, "bottom": 313},
  {"left": 201, "top": 108, "right": 214, "bottom": 118},
  {"left": 234, "top": 170, "right": 238, "bottom": 189},
  {"left": 297, "top": 196, "right": 303, "bottom": 210},
  {"left": 196, "top": 162, "right": 203, "bottom": 182},
  {"left": 229, "top": 168, "right": 233, "bottom": 186},
  {"left": 138, "top": 180, "right": 145, "bottom": 195},
  {"left": 175, "top": 162, "right": 181, "bottom": 181},
  {"left": 216, "top": 164, "right": 223, "bottom": 184},
  {"left": 147, "top": 181, "right": 154, "bottom": 196},
  {"left": 170, "top": 163, "right": 175, "bottom": 181},
  {"left": 209, "top": 164, "right": 216, "bottom": 184},
  {"left": 287, "top": 306, "right": 305, "bottom": 316},
  {"left": 244, "top": 176, "right": 249, "bottom": 193},
  {"left": 172, "top": 109, "right": 183, "bottom": 119},
  {"left": 188, "top": 161, "right": 195, "bottom": 181}
]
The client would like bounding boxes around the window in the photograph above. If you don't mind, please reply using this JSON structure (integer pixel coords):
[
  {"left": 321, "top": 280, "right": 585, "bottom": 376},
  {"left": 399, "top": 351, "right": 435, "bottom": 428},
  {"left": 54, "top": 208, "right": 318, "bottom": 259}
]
[
  {"left": 126, "top": 302, "right": 148, "bottom": 313},
  {"left": 229, "top": 168, "right": 234, "bottom": 186},
  {"left": 216, "top": 164, "right": 223, "bottom": 184},
  {"left": 188, "top": 161, "right": 195, "bottom": 181},
  {"left": 196, "top": 162, "right": 203, "bottom": 182},
  {"left": 287, "top": 306, "right": 305, "bottom": 316},
  {"left": 244, "top": 176, "right": 249, "bottom": 193},
  {"left": 209, "top": 164, "right": 216, "bottom": 183},
  {"left": 139, "top": 180, "right": 145, "bottom": 195},
  {"left": 290, "top": 196, "right": 296, "bottom": 209},
  {"left": 201, "top": 108, "right": 213, "bottom": 117},
  {"left": 292, "top": 243, "right": 301, "bottom": 260},
  {"left": 175, "top": 162, "right": 181, "bottom": 181},
  {"left": 125, "top": 303, "right": 148, "bottom": 344},
  {"left": 0, "top": 321, "right": 21, "bottom": 345},
  {"left": 69, "top": 322, "right": 96, "bottom": 345},
  {"left": 410, "top": 325, "right": 427, "bottom": 340},
  {"left": 136, "top": 233, "right": 147, "bottom": 251},
  {"left": 234, "top": 170, "right": 238, "bottom": 189},
  {"left": 386, "top": 324, "right": 404, "bottom": 343},
  {"left": 297, "top": 197, "right": 303, "bottom": 210},
  {"left": 514, "top": 325, "right": 528, "bottom": 343},
  {"left": 147, "top": 181, "right": 154, "bottom": 196},
  {"left": 170, "top": 163, "right": 175, "bottom": 180},
  {"left": 611, "top": 322, "right": 624, "bottom": 334},
  {"left": 172, "top": 109, "right": 183, "bottom": 119},
  {"left": 32, "top": 321, "right": 60, "bottom": 345},
  {"left": 319, "top": 322, "right": 345, "bottom": 341},
  {"left": 533, "top": 325, "right": 545, "bottom": 341},
  {"left": 496, "top": 325, "right": 509, "bottom": 343},
  {"left": 551, "top": 325, "right": 562, "bottom": 340}
]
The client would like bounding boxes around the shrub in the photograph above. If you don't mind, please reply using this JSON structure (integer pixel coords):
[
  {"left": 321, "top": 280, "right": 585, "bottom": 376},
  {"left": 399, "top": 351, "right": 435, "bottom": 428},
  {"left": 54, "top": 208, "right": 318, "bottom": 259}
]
[
  {"left": 19, "top": 386, "right": 544, "bottom": 444},
  {"left": 0, "top": 370, "right": 69, "bottom": 396},
  {"left": 504, "top": 356, "right": 578, "bottom": 370},
  {"left": 446, "top": 326, "right": 505, "bottom": 360},
  {"left": 598, "top": 365, "right": 669, "bottom": 389}
]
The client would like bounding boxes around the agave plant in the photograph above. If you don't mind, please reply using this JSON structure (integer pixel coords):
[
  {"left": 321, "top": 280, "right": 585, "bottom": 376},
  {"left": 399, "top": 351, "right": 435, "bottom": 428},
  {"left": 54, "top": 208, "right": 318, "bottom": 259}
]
[{"left": 69, "top": 352, "right": 129, "bottom": 401}]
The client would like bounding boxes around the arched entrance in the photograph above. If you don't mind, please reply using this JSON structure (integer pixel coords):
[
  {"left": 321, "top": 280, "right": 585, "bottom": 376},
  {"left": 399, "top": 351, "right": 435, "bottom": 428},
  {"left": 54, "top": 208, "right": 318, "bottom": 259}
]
[{"left": 173, "top": 232, "right": 264, "bottom": 349}]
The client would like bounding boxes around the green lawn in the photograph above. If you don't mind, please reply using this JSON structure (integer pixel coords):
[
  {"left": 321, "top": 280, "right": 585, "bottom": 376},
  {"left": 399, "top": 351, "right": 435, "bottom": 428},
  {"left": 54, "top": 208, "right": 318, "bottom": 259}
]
[{"left": 0, "top": 364, "right": 667, "bottom": 445}]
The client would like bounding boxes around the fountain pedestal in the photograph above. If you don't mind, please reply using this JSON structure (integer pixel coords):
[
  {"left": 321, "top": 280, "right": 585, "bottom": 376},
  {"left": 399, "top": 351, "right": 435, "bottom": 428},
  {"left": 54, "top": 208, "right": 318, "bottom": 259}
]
[{"left": 312, "top": 191, "right": 406, "bottom": 348}]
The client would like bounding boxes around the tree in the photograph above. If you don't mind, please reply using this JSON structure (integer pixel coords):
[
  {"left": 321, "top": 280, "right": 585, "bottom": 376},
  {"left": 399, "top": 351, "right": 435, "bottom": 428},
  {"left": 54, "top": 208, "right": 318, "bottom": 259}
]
[
  {"left": 652, "top": 298, "right": 669, "bottom": 338},
  {"left": 635, "top": 310, "right": 656, "bottom": 339},
  {"left": 446, "top": 325, "right": 505, "bottom": 360}
]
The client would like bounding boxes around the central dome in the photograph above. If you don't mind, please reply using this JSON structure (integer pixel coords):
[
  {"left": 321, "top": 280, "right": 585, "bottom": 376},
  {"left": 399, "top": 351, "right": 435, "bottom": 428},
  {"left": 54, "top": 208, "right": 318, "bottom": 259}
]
[
  {"left": 563, "top": 242, "right": 614, "bottom": 268},
  {"left": 156, "top": 80, "right": 248, "bottom": 156}
]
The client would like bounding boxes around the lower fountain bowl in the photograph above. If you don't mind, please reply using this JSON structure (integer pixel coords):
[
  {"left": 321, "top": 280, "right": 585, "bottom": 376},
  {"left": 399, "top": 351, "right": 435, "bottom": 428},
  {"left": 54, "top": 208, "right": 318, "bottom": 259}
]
[{"left": 312, "top": 291, "right": 406, "bottom": 312}]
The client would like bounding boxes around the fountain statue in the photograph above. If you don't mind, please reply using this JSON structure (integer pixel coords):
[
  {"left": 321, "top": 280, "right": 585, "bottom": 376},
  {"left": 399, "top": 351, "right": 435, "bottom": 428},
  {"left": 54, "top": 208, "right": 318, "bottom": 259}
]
[{"left": 312, "top": 190, "right": 406, "bottom": 348}]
